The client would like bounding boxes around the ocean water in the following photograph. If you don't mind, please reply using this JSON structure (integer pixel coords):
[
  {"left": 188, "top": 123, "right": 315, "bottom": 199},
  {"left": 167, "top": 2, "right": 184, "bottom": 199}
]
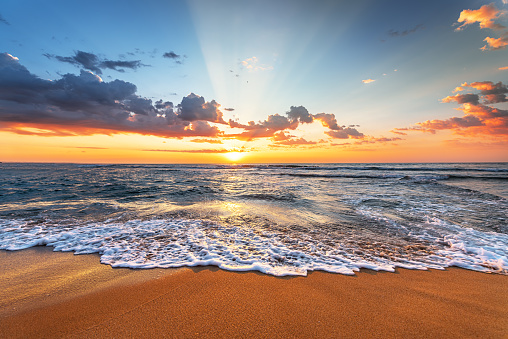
[{"left": 0, "top": 162, "right": 507, "bottom": 276}]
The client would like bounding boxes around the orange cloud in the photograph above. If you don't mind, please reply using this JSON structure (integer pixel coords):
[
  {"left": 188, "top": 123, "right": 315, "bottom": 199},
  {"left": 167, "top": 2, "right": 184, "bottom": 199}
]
[
  {"left": 189, "top": 138, "right": 223, "bottom": 144},
  {"left": 272, "top": 137, "right": 317, "bottom": 146},
  {"left": 143, "top": 149, "right": 238, "bottom": 154},
  {"left": 394, "top": 80, "right": 508, "bottom": 138},
  {"left": 362, "top": 79, "right": 375, "bottom": 84},
  {"left": 441, "top": 93, "right": 479, "bottom": 104},
  {"left": 481, "top": 35, "right": 508, "bottom": 50},
  {"left": 455, "top": 4, "right": 505, "bottom": 31},
  {"left": 499, "top": 66, "right": 508, "bottom": 70}
]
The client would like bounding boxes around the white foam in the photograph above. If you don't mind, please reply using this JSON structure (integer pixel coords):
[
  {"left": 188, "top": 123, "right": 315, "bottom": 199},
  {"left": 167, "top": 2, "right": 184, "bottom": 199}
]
[{"left": 0, "top": 216, "right": 507, "bottom": 276}]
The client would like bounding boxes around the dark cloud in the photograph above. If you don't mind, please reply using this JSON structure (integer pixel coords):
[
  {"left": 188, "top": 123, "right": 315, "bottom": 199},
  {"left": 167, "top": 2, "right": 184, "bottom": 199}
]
[
  {"left": 223, "top": 108, "right": 235, "bottom": 111},
  {"left": 388, "top": 24, "right": 424, "bottom": 37},
  {"left": 101, "top": 60, "right": 144, "bottom": 72},
  {"left": 313, "top": 113, "right": 340, "bottom": 130},
  {"left": 226, "top": 106, "right": 317, "bottom": 140},
  {"left": 287, "top": 106, "right": 313, "bottom": 123},
  {"left": 0, "top": 53, "right": 223, "bottom": 138},
  {"left": 163, "top": 52, "right": 180, "bottom": 59},
  {"left": 227, "top": 106, "right": 365, "bottom": 141},
  {"left": 177, "top": 93, "right": 226, "bottom": 124},
  {"left": 418, "top": 115, "right": 484, "bottom": 130},
  {"left": 326, "top": 128, "right": 364, "bottom": 139},
  {"left": 0, "top": 14, "right": 10, "bottom": 25},
  {"left": 313, "top": 113, "right": 364, "bottom": 139},
  {"left": 154, "top": 100, "right": 173, "bottom": 110},
  {"left": 44, "top": 51, "right": 145, "bottom": 74},
  {"left": 228, "top": 114, "right": 297, "bottom": 133},
  {"left": 163, "top": 51, "right": 185, "bottom": 64},
  {"left": 466, "top": 81, "right": 508, "bottom": 103},
  {"left": 1, "top": 53, "right": 369, "bottom": 143},
  {"left": 441, "top": 93, "right": 480, "bottom": 105}
]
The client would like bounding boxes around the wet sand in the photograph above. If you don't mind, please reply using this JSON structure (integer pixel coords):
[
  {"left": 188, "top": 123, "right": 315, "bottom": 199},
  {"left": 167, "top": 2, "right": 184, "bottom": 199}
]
[{"left": 0, "top": 247, "right": 507, "bottom": 338}]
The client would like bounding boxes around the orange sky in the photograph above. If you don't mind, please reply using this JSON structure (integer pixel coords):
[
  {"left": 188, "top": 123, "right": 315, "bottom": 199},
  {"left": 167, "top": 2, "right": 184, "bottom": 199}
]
[{"left": 2, "top": 129, "right": 506, "bottom": 164}]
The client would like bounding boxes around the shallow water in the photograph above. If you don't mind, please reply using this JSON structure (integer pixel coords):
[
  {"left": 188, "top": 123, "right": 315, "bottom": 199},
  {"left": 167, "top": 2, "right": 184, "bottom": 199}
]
[{"left": 0, "top": 162, "right": 507, "bottom": 276}]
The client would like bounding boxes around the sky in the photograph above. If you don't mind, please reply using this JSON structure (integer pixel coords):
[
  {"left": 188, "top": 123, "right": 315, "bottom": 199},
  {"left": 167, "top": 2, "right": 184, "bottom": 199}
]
[{"left": 1, "top": 0, "right": 507, "bottom": 163}]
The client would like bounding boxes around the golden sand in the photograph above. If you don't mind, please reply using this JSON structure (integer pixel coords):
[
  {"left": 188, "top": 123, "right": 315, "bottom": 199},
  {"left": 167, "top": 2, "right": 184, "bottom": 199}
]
[{"left": 1, "top": 247, "right": 507, "bottom": 338}]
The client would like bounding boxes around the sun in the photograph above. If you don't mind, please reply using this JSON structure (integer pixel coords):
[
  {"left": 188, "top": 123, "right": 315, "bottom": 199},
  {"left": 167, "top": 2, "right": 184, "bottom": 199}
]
[{"left": 223, "top": 152, "right": 245, "bottom": 162}]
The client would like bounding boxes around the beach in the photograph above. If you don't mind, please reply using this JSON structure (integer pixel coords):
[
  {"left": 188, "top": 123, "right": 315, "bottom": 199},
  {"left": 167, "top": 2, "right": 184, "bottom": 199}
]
[{"left": 1, "top": 247, "right": 506, "bottom": 338}]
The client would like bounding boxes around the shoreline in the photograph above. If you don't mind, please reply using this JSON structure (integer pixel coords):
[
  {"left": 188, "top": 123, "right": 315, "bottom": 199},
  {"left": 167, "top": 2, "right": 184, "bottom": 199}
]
[{"left": 1, "top": 247, "right": 507, "bottom": 338}]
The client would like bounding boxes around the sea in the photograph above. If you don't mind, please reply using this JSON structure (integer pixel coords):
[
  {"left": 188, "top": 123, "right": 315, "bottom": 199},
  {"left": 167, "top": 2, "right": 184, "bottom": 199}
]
[{"left": 0, "top": 162, "right": 507, "bottom": 276}]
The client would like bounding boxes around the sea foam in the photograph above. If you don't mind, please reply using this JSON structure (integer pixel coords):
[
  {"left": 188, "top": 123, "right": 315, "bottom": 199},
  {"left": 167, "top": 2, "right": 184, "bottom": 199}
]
[{"left": 1, "top": 217, "right": 506, "bottom": 276}]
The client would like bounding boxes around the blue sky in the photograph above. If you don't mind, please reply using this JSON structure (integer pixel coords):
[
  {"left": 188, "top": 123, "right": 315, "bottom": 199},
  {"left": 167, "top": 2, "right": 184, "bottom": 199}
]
[{"left": 1, "top": 0, "right": 507, "bottom": 163}]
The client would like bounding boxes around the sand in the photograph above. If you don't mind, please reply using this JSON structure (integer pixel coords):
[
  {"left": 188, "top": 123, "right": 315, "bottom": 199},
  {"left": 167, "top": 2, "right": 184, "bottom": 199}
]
[{"left": 0, "top": 247, "right": 507, "bottom": 338}]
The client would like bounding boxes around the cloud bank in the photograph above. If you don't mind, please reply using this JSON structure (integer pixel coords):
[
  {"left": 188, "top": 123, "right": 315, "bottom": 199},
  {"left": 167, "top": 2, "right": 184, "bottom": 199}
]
[
  {"left": 0, "top": 53, "right": 370, "bottom": 145},
  {"left": 393, "top": 81, "right": 508, "bottom": 137},
  {"left": 0, "top": 53, "right": 223, "bottom": 138}
]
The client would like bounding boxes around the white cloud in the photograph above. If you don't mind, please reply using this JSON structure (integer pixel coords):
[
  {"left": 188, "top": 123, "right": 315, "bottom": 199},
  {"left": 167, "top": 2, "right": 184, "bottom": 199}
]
[{"left": 240, "top": 57, "right": 273, "bottom": 72}]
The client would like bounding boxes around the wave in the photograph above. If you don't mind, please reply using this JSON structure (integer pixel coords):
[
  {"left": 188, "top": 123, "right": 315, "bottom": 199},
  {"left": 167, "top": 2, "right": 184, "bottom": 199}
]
[
  {"left": 279, "top": 172, "right": 507, "bottom": 181},
  {"left": 72, "top": 163, "right": 508, "bottom": 175},
  {"left": 1, "top": 217, "right": 506, "bottom": 276}
]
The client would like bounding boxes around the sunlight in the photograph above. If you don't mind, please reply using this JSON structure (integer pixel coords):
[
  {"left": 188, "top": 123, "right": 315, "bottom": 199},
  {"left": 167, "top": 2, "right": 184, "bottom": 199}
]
[{"left": 223, "top": 151, "right": 245, "bottom": 162}]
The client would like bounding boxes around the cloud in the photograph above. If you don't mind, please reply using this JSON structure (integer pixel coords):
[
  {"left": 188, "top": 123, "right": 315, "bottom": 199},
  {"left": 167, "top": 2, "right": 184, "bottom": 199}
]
[
  {"left": 313, "top": 113, "right": 364, "bottom": 139},
  {"left": 0, "top": 14, "right": 9, "bottom": 25},
  {"left": 163, "top": 51, "right": 180, "bottom": 59},
  {"left": 455, "top": 4, "right": 508, "bottom": 51},
  {"left": 270, "top": 131, "right": 318, "bottom": 146},
  {"left": 325, "top": 128, "right": 364, "bottom": 139},
  {"left": 0, "top": 53, "right": 368, "bottom": 143},
  {"left": 0, "top": 53, "right": 224, "bottom": 138},
  {"left": 177, "top": 93, "right": 226, "bottom": 124},
  {"left": 455, "top": 4, "right": 505, "bottom": 31},
  {"left": 228, "top": 106, "right": 317, "bottom": 138},
  {"left": 144, "top": 149, "right": 237, "bottom": 153},
  {"left": 349, "top": 137, "right": 403, "bottom": 145},
  {"left": 163, "top": 51, "right": 185, "bottom": 64},
  {"left": 362, "top": 79, "right": 375, "bottom": 84},
  {"left": 393, "top": 80, "right": 508, "bottom": 137},
  {"left": 223, "top": 108, "right": 235, "bottom": 111},
  {"left": 451, "top": 81, "right": 508, "bottom": 103},
  {"left": 189, "top": 138, "right": 223, "bottom": 144},
  {"left": 417, "top": 115, "right": 484, "bottom": 130},
  {"left": 312, "top": 113, "right": 340, "bottom": 130},
  {"left": 441, "top": 93, "right": 480, "bottom": 105},
  {"left": 287, "top": 106, "right": 313, "bottom": 123},
  {"left": 499, "top": 66, "right": 508, "bottom": 70},
  {"left": 44, "top": 51, "right": 145, "bottom": 74},
  {"left": 240, "top": 57, "right": 273, "bottom": 72},
  {"left": 273, "top": 137, "right": 317, "bottom": 146},
  {"left": 481, "top": 34, "right": 508, "bottom": 50},
  {"left": 388, "top": 24, "right": 424, "bottom": 37}
]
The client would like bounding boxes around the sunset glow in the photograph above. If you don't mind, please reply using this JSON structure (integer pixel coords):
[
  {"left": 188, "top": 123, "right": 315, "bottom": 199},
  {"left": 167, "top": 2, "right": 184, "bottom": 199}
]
[
  {"left": 1, "top": 1, "right": 507, "bottom": 163},
  {"left": 224, "top": 152, "right": 245, "bottom": 162}
]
